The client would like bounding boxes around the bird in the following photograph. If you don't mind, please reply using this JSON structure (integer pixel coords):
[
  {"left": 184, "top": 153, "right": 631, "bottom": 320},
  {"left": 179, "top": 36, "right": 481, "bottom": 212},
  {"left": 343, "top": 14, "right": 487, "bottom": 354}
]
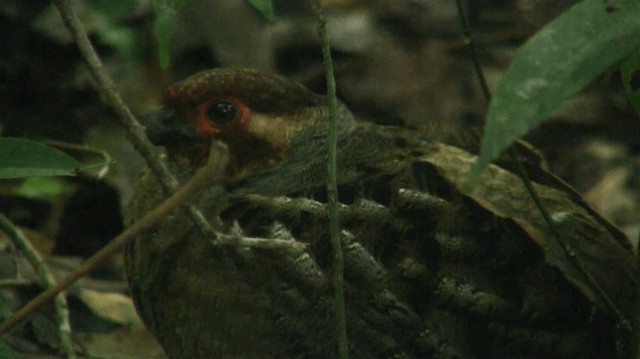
[{"left": 124, "top": 67, "right": 635, "bottom": 358}]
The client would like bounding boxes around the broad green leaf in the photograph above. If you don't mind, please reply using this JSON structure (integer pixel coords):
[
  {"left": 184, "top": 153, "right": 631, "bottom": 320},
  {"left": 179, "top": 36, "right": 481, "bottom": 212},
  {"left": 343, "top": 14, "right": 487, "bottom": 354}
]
[
  {"left": 0, "top": 138, "right": 80, "bottom": 178},
  {"left": 474, "top": 0, "right": 640, "bottom": 179},
  {"left": 248, "top": 0, "right": 276, "bottom": 23},
  {"left": 153, "top": 0, "right": 190, "bottom": 69},
  {"left": 621, "top": 50, "right": 640, "bottom": 116}
]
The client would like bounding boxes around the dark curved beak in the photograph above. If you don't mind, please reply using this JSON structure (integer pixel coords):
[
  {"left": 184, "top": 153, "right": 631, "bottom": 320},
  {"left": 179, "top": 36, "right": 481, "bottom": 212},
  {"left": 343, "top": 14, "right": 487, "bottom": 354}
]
[{"left": 140, "top": 108, "right": 198, "bottom": 146}]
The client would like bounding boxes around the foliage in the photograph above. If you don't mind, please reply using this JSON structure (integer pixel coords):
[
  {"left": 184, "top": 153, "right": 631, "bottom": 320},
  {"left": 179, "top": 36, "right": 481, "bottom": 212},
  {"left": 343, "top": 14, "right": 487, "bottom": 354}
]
[
  {"left": 0, "top": 138, "right": 80, "bottom": 179},
  {"left": 247, "top": 0, "right": 276, "bottom": 23},
  {"left": 152, "top": 0, "right": 190, "bottom": 69},
  {"left": 0, "top": 341, "right": 15, "bottom": 359},
  {"left": 15, "top": 177, "right": 73, "bottom": 199},
  {"left": 84, "top": 0, "right": 140, "bottom": 60},
  {"left": 474, "top": 0, "right": 640, "bottom": 178},
  {"left": 621, "top": 49, "right": 640, "bottom": 116}
]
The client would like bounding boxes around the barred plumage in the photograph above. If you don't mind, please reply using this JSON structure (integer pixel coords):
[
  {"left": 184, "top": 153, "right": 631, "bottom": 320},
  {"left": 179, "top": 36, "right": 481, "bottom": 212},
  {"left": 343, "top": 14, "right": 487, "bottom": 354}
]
[{"left": 125, "top": 68, "right": 634, "bottom": 358}]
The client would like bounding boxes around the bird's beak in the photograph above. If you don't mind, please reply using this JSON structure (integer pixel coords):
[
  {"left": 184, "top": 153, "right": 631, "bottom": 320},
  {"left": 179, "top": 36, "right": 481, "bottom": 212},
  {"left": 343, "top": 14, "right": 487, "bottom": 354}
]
[{"left": 140, "top": 108, "right": 197, "bottom": 146}]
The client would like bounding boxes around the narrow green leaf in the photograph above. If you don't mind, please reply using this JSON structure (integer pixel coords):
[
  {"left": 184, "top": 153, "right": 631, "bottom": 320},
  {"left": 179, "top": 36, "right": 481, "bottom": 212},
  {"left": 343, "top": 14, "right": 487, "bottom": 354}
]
[
  {"left": 474, "top": 0, "right": 640, "bottom": 178},
  {"left": 621, "top": 50, "right": 640, "bottom": 116},
  {"left": 0, "top": 138, "right": 80, "bottom": 179},
  {"left": 247, "top": 0, "right": 276, "bottom": 23},
  {"left": 153, "top": 0, "right": 190, "bottom": 69},
  {"left": 86, "top": 0, "right": 139, "bottom": 22},
  {"left": 15, "top": 177, "right": 73, "bottom": 199}
]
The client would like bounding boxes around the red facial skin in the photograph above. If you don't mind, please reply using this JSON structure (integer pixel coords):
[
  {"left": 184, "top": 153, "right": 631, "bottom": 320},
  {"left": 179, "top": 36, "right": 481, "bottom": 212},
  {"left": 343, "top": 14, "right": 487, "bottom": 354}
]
[{"left": 187, "top": 97, "right": 282, "bottom": 179}]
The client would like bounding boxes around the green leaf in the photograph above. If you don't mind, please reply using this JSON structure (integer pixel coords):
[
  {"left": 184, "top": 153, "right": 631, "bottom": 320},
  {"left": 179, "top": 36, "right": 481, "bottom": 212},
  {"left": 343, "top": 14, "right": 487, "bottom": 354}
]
[
  {"left": 473, "top": 0, "right": 640, "bottom": 179},
  {"left": 86, "top": 0, "right": 139, "bottom": 22},
  {"left": 0, "top": 138, "right": 80, "bottom": 179},
  {"left": 247, "top": 0, "right": 276, "bottom": 23},
  {"left": 0, "top": 340, "right": 15, "bottom": 359},
  {"left": 84, "top": 0, "right": 141, "bottom": 60},
  {"left": 15, "top": 177, "right": 74, "bottom": 199},
  {"left": 153, "top": 0, "right": 190, "bottom": 69},
  {"left": 0, "top": 294, "right": 12, "bottom": 320},
  {"left": 621, "top": 50, "right": 640, "bottom": 116},
  {"left": 44, "top": 141, "right": 112, "bottom": 178}
]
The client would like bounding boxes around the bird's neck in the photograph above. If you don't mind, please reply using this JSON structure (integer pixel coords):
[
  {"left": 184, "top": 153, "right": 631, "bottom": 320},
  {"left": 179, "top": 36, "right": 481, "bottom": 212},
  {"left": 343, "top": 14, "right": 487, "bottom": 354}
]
[{"left": 226, "top": 122, "right": 423, "bottom": 199}]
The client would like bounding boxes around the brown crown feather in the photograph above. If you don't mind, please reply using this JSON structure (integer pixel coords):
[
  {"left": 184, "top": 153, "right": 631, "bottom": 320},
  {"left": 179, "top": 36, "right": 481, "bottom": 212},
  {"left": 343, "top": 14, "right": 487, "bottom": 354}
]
[{"left": 164, "top": 67, "right": 326, "bottom": 115}]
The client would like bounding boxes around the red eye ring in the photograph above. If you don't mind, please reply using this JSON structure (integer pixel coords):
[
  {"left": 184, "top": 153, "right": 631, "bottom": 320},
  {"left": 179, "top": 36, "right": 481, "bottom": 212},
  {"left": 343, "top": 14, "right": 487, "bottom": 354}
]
[{"left": 194, "top": 98, "right": 249, "bottom": 137}]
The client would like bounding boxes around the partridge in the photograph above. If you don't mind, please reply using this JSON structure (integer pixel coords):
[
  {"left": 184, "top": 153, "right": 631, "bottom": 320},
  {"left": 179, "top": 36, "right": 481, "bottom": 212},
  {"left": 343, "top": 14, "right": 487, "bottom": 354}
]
[{"left": 124, "top": 67, "right": 635, "bottom": 358}]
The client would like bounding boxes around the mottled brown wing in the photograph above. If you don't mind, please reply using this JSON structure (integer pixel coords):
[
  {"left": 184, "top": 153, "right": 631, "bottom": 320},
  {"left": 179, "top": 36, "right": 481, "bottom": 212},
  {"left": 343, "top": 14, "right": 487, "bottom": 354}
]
[
  {"left": 418, "top": 142, "right": 635, "bottom": 319},
  {"left": 214, "top": 138, "right": 631, "bottom": 357}
]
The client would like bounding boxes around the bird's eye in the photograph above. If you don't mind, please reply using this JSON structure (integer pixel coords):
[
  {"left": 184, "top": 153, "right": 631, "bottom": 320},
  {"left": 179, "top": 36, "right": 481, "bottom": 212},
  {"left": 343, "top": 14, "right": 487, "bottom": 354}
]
[{"left": 206, "top": 101, "right": 238, "bottom": 125}]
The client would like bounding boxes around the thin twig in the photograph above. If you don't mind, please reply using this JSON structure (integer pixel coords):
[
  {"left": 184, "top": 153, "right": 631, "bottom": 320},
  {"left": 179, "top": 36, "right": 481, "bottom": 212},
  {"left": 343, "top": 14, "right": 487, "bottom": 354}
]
[
  {"left": 454, "top": 0, "right": 629, "bottom": 331},
  {"left": 0, "top": 214, "right": 75, "bottom": 358},
  {"left": 50, "top": 0, "right": 224, "bottom": 247},
  {"left": 52, "top": 0, "right": 176, "bottom": 192},
  {"left": 313, "top": 3, "right": 348, "bottom": 359}
]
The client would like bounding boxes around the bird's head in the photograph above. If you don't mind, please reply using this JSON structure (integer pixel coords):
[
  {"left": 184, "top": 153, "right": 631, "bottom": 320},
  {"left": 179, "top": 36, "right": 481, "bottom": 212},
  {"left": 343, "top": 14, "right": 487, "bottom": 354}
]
[{"left": 143, "top": 67, "right": 353, "bottom": 181}]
